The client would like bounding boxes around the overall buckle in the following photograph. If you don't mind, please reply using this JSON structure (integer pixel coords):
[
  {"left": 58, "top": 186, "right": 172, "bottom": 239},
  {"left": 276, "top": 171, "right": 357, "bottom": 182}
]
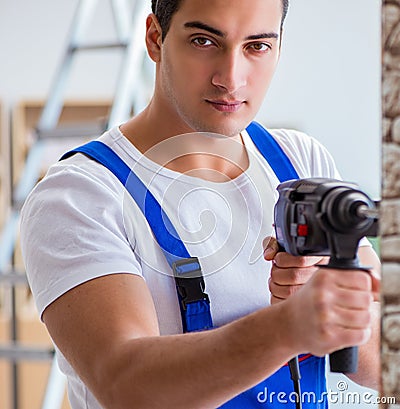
[{"left": 172, "top": 257, "right": 209, "bottom": 309}]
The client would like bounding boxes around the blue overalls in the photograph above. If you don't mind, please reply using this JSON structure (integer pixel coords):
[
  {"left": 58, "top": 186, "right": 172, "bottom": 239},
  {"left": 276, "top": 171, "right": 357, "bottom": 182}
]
[{"left": 61, "top": 122, "right": 328, "bottom": 408}]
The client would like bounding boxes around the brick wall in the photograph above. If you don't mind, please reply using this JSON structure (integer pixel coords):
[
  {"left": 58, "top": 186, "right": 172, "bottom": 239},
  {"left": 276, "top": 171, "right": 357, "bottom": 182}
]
[{"left": 382, "top": 0, "right": 400, "bottom": 405}]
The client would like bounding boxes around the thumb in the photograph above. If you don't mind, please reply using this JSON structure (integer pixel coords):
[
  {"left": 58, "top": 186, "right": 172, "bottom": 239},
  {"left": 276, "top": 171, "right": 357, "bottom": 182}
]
[{"left": 263, "top": 236, "right": 280, "bottom": 261}]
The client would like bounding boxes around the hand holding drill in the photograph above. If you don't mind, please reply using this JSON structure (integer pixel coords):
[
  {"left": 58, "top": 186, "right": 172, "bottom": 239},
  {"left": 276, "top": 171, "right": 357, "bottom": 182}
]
[{"left": 265, "top": 178, "right": 380, "bottom": 372}]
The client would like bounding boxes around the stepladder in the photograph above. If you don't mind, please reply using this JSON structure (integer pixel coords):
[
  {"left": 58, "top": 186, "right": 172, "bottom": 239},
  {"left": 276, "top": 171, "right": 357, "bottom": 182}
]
[{"left": 0, "top": 0, "right": 152, "bottom": 408}]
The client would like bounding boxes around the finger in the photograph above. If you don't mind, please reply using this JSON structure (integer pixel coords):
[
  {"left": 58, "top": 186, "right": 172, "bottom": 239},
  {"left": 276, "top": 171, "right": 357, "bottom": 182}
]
[
  {"left": 326, "top": 327, "right": 372, "bottom": 352},
  {"left": 333, "top": 287, "right": 373, "bottom": 311},
  {"left": 270, "top": 294, "right": 286, "bottom": 305},
  {"left": 269, "top": 281, "right": 304, "bottom": 300},
  {"left": 274, "top": 252, "right": 325, "bottom": 268},
  {"left": 372, "top": 291, "right": 380, "bottom": 302},
  {"left": 332, "top": 270, "right": 372, "bottom": 292},
  {"left": 319, "top": 256, "right": 330, "bottom": 265},
  {"left": 367, "top": 269, "right": 380, "bottom": 301},
  {"left": 332, "top": 305, "right": 372, "bottom": 329},
  {"left": 270, "top": 264, "right": 316, "bottom": 286},
  {"left": 263, "top": 236, "right": 280, "bottom": 260},
  {"left": 369, "top": 269, "right": 381, "bottom": 295}
]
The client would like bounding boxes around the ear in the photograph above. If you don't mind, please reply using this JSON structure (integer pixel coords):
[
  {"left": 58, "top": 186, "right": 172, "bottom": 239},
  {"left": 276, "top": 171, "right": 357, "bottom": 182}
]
[
  {"left": 146, "top": 13, "right": 163, "bottom": 63},
  {"left": 278, "top": 28, "right": 284, "bottom": 54}
]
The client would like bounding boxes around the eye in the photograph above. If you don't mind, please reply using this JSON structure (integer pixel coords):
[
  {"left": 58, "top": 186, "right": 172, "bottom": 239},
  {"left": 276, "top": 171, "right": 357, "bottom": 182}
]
[
  {"left": 248, "top": 42, "right": 271, "bottom": 52},
  {"left": 192, "top": 37, "right": 215, "bottom": 47}
]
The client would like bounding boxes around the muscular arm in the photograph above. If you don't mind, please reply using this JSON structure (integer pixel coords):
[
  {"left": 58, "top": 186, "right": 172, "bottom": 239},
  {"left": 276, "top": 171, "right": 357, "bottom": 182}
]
[
  {"left": 43, "top": 274, "right": 294, "bottom": 409},
  {"left": 43, "top": 267, "right": 372, "bottom": 409}
]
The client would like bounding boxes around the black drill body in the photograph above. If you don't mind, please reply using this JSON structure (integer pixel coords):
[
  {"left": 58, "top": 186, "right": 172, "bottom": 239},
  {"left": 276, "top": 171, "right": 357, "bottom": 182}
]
[{"left": 274, "top": 177, "right": 378, "bottom": 373}]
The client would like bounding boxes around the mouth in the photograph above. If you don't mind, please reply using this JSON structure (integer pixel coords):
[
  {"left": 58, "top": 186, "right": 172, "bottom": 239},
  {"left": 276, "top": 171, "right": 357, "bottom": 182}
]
[{"left": 206, "top": 99, "right": 245, "bottom": 113}]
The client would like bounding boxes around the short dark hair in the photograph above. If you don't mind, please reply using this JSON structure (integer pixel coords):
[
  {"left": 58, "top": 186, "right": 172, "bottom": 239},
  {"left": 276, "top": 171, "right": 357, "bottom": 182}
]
[{"left": 151, "top": 0, "right": 289, "bottom": 41}]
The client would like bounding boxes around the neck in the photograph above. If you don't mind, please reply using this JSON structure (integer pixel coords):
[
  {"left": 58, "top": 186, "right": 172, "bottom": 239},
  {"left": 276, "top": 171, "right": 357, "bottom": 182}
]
[
  {"left": 120, "top": 99, "right": 195, "bottom": 153},
  {"left": 119, "top": 102, "right": 249, "bottom": 182}
]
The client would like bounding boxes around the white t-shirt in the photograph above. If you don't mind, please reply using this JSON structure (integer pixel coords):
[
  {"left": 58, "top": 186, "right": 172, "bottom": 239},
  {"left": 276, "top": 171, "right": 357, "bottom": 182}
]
[{"left": 20, "top": 126, "right": 353, "bottom": 408}]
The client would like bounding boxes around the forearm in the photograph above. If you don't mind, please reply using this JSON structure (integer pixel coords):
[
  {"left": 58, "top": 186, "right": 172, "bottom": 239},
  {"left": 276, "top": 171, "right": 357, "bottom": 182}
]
[
  {"left": 91, "top": 303, "right": 296, "bottom": 409},
  {"left": 43, "top": 264, "right": 375, "bottom": 408}
]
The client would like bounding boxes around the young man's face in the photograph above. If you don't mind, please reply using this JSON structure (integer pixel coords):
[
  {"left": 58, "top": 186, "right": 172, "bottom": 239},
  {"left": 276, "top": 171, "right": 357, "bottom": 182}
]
[{"left": 157, "top": 0, "right": 282, "bottom": 137}]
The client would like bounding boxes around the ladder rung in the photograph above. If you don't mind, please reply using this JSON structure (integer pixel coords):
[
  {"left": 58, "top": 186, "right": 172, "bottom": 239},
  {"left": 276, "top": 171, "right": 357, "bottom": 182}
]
[
  {"left": 0, "top": 344, "right": 55, "bottom": 361},
  {"left": 0, "top": 272, "right": 28, "bottom": 285},
  {"left": 70, "top": 41, "right": 128, "bottom": 52},
  {"left": 36, "top": 121, "right": 107, "bottom": 140},
  {"left": 0, "top": 211, "right": 20, "bottom": 272}
]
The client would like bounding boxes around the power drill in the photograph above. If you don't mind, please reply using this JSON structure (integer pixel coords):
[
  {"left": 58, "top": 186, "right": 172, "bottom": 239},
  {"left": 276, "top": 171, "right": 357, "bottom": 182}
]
[{"left": 274, "top": 177, "right": 378, "bottom": 373}]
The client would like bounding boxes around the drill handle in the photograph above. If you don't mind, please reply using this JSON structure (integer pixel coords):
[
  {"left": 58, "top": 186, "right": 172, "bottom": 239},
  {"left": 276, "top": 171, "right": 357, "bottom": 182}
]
[
  {"left": 320, "top": 262, "right": 369, "bottom": 374},
  {"left": 329, "top": 346, "right": 358, "bottom": 373}
]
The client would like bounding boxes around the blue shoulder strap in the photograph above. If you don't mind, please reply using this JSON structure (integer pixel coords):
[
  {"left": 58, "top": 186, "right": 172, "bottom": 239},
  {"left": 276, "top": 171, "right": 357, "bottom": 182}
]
[
  {"left": 246, "top": 121, "right": 299, "bottom": 182},
  {"left": 60, "top": 121, "right": 298, "bottom": 334},
  {"left": 61, "top": 143, "right": 213, "bottom": 333},
  {"left": 62, "top": 142, "right": 189, "bottom": 265}
]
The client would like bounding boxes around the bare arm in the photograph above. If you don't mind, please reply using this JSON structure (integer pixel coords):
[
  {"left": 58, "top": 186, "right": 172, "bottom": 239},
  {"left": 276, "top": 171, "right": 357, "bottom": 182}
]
[
  {"left": 43, "top": 274, "right": 294, "bottom": 409},
  {"left": 43, "top": 267, "right": 373, "bottom": 409}
]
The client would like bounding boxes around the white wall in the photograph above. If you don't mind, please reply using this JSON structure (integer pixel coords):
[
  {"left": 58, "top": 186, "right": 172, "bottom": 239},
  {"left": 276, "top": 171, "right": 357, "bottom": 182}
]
[
  {"left": 259, "top": 0, "right": 381, "bottom": 199},
  {"left": 0, "top": 0, "right": 381, "bottom": 197},
  {"left": 0, "top": 0, "right": 127, "bottom": 103}
]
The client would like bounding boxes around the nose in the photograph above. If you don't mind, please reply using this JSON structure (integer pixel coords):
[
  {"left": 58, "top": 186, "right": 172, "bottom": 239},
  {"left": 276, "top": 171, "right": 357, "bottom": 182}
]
[{"left": 211, "top": 50, "right": 247, "bottom": 93}]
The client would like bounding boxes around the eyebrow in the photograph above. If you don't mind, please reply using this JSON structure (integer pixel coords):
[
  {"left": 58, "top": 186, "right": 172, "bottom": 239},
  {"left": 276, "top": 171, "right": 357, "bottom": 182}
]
[{"left": 183, "top": 21, "right": 279, "bottom": 41}]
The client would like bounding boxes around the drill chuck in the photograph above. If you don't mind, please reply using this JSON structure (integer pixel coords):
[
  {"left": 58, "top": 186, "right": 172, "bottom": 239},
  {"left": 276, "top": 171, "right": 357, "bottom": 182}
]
[{"left": 274, "top": 178, "right": 378, "bottom": 260}]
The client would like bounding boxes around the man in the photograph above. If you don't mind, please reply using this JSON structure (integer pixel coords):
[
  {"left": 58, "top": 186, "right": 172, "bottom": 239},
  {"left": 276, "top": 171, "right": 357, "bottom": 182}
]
[{"left": 20, "top": 0, "right": 380, "bottom": 408}]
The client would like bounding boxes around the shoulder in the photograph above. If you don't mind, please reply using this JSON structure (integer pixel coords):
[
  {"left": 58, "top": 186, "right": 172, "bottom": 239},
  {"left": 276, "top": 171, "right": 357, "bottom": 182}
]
[
  {"left": 20, "top": 133, "right": 135, "bottom": 250},
  {"left": 20, "top": 128, "right": 136, "bottom": 274},
  {"left": 20, "top": 140, "right": 127, "bottom": 246},
  {"left": 268, "top": 128, "right": 327, "bottom": 159},
  {"left": 20, "top": 155, "right": 124, "bottom": 237},
  {"left": 20, "top": 132, "right": 143, "bottom": 318},
  {"left": 259, "top": 126, "right": 341, "bottom": 179},
  {"left": 23, "top": 128, "right": 130, "bottom": 215}
]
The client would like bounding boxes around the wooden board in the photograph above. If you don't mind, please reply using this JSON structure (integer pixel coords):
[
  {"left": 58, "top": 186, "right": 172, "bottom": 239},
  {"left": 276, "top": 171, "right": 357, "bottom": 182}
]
[{"left": 11, "top": 99, "right": 112, "bottom": 185}]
